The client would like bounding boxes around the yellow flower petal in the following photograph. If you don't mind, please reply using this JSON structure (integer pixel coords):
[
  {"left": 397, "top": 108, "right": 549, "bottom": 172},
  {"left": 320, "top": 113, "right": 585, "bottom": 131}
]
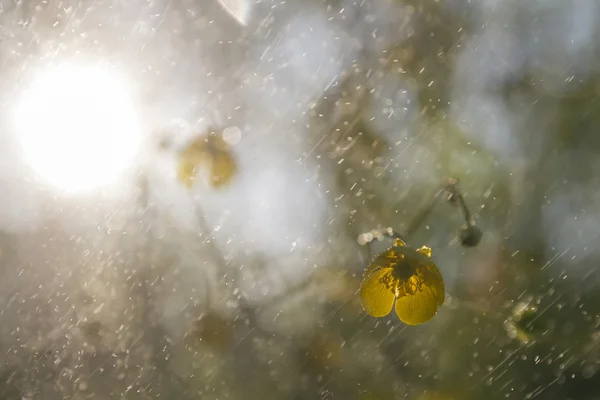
[
  {"left": 394, "top": 284, "right": 439, "bottom": 325},
  {"left": 177, "top": 138, "right": 210, "bottom": 188},
  {"left": 210, "top": 151, "right": 237, "bottom": 188},
  {"left": 360, "top": 268, "right": 396, "bottom": 317},
  {"left": 393, "top": 238, "right": 407, "bottom": 247},
  {"left": 394, "top": 263, "right": 445, "bottom": 325},
  {"left": 363, "top": 248, "right": 405, "bottom": 278},
  {"left": 416, "top": 245, "right": 432, "bottom": 258},
  {"left": 177, "top": 159, "right": 198, "bottom": 188}
]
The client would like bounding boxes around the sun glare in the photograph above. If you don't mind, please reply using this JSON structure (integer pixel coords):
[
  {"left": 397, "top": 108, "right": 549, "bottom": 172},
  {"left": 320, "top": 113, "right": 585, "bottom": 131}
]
[{"left": 12, "top": 62, "right": 142, "bottom": 194}]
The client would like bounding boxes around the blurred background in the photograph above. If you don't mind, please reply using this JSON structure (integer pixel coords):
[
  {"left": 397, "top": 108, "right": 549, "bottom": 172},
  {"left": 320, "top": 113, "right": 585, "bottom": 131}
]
[{"left": 0, "top": 0, "right": 599, "bottom": 398}]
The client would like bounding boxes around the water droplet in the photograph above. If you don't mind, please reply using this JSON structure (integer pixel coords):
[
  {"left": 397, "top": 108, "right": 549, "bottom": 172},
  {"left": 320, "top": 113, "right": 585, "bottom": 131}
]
[{"left": 222, "top": 126, "right": 242, "bottom": 146}]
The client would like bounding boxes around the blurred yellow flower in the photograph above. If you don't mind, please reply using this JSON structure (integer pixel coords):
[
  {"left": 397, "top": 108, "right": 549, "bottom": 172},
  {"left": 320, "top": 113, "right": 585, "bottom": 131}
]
[{"left": 177, "top": 130, "right": 237, "bottom": 189}]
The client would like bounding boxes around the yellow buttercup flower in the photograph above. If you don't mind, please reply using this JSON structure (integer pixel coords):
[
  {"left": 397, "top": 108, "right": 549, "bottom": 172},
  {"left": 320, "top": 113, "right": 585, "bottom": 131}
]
[{"left": 359, "top": 238, "right": 445, "bottom": 325}]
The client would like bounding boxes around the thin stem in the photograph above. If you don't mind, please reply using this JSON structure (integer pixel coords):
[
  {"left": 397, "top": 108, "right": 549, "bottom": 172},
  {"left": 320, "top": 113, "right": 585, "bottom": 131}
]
[
  {"left": 444, "top": 179, "right": 473, "bottom": 225},
  {"left": 363, "top": 177, "right": 478, "bottom": 247}
]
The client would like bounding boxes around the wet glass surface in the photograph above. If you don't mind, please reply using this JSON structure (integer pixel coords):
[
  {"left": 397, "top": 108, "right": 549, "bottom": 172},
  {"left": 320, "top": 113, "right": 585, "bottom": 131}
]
[{"left": 0, "top": 1, "right": 599, "bottom": 399}]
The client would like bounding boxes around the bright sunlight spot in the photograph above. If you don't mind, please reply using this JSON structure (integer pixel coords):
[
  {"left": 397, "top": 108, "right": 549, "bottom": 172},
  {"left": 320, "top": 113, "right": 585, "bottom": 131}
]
[{"left": 12, "top": 62, "right": 142, "bottom": 194}]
